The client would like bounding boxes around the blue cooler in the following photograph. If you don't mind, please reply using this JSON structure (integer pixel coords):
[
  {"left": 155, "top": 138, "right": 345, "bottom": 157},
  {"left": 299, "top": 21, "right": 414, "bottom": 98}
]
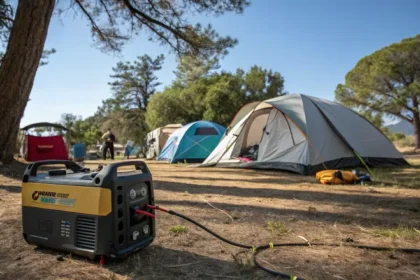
[{"left": 73, "top": 143, "right": 85, "bottom": 162}]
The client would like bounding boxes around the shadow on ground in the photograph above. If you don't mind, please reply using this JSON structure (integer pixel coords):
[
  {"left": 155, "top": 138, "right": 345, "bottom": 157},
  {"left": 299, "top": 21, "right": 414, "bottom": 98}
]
[
  {"left": 154, "top": 180, "right": 420, "bottom": 213},
  {"left": 106, "top": 245, "right": 264, "bottom": 280},
  {"left": 0, "top": 160, "right": 27, "bottom": 179}
]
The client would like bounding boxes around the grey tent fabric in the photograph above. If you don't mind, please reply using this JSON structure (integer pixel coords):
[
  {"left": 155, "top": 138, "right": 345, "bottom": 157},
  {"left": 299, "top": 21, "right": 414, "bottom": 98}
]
[
  {"left": 306, "top": 96, "right": 402, "bottom": 158},
  {"left": 202, "top": 94, "right": 408, "bottom": 175}
]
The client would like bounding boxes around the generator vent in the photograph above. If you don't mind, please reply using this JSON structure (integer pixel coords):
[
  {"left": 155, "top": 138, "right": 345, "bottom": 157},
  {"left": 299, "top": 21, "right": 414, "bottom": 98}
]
[{"left": 75, "top": 216, "right": 97, "bottom": 250}]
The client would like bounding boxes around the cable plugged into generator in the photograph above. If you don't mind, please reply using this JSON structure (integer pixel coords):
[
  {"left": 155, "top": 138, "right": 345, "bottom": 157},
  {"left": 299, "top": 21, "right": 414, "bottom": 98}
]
[
  {"left": 130, "top": 203, "right": 156, "bottom": 220},
  {"left": 146, "top": 204, "right": 420, "bottom": 280},
  {"left": 134, "top": 209, "right": 155, "bottom": 219}
]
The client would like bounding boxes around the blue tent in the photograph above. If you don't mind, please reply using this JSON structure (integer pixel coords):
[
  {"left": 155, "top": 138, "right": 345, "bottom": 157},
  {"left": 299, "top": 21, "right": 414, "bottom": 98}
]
[{"left": 158, "top": 121, "right": 226, "bottom": 163}]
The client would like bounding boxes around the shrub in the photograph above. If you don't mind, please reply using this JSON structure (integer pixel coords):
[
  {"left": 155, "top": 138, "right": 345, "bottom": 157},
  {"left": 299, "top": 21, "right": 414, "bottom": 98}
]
[
  {"left": 168, "top": 225, "right": 189, "bottom": 235},
  {"left": 398, "top": 135, "right": 415, "bottom": 147},
  {"left": 393, "top": 133, "right": 406, "bottom": 140},
  {"left": 266, "top": 221, "right": 291, "bottom": 235}
]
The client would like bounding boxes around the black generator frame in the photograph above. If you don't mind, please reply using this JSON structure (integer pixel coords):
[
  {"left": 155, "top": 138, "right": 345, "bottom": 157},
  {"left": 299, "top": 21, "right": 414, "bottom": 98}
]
[{"left": 22, "top": 160, "right": 155, "bottom": 259}]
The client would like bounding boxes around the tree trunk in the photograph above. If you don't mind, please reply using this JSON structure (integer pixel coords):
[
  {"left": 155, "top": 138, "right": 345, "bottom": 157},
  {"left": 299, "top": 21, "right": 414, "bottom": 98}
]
[
  {"left": 0, "top": 0, "right": 55, "bottom": 163},
  {"left": 413, "top": 98, "right": 420, "bottom": 150}
]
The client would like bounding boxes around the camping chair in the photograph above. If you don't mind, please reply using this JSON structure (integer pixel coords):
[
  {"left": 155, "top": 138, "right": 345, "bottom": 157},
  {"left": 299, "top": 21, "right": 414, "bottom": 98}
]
[{"left": 20, "top": 122, "right": 70, "bottom": 162}]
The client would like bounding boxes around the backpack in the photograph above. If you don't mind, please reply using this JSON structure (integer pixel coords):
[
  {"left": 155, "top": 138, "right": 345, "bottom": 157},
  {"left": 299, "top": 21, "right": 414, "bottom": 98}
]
[
  {"left": 108, "top": 133, "right": 116, "bottom": 142},
  {"left": 316, "top": 170, "right": 358, "bottom": 185}
]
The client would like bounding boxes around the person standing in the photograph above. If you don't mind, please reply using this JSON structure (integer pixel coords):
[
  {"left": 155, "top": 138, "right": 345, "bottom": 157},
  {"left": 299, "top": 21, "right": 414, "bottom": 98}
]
[{"left": 101, "top": 128, "right": 116, "bottom": 160}]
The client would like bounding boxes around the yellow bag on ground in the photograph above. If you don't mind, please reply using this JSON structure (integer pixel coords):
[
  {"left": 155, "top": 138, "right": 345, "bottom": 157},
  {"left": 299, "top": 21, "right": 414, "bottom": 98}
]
[{"left": 316, "top": 170, "right": 359, "bottom": 185}]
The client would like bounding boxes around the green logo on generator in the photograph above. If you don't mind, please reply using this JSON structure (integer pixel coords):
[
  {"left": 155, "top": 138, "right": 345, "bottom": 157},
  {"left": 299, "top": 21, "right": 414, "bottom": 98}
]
[
  {"left": 32, "top": 190, "right": 75, "bottom": 207},
  {"left": 40, "top": 197, "right": 56, "bottom": 204}
]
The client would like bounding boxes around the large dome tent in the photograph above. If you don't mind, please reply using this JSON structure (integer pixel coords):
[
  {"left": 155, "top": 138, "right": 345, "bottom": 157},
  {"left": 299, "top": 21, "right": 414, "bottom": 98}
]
[{"left": 202, "top": 94, "right": 408, "bottom": 174}]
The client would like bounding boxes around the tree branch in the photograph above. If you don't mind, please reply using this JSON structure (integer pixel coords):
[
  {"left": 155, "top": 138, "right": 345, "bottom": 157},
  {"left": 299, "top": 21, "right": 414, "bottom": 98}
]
[
  {"left": 163, "top": 0, "right": 184, "bottom": 25},
  {"left": 0, "top": 15, "right": 13, "bottom": 23},
  {"left": 74, "top": 0, "right": 119, "bottom": 51},
  {"left": 381, "top": 78, "right": 413, "bottom": 112},
  {"left": 346, "top": 96, "right": 413, "bottom": 122},
  {"left": 121, "top": 0, "right": 198, "bottom": 52},
  {"left": 74, "top": 1, "right": 105, "bottom": 40},
  {"left": 131, "top": 12, "right": 179, "bottom": 52},
  {"left": 146, "top": 0, "right": 175, "bottom": 27},
  {"left": 99, "top": 0, "right": 115, "bottom": 26},
  {"left": 396, "top": 71, "right": 411, "bottom": 87}
]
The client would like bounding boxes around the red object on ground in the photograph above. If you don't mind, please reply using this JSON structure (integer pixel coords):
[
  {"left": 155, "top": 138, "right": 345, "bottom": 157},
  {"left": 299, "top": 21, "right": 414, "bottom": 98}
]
[
  {"left": 25, "top": 135, "right": 68, "bottom": 161},
  {"left": 238, "top": 157, "right": 252, "bottom": 163},
  {"left": 99, "top": 255, "right": 105, "bottom": 266}
]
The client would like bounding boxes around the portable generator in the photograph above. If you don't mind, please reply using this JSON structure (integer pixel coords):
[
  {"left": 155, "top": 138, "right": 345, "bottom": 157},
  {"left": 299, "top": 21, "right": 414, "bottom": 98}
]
[{"left": 21, "top": 160, "right": 155, "bottom": 259}]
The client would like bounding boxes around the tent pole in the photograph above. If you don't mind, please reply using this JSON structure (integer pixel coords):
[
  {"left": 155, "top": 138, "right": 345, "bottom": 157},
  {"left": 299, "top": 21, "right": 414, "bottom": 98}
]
[
  {"left": 353, "top": 150, "right": 375, "bottom": 178},
  {"left": 174, "top": 135, "right": 211, "bottom": 162}
]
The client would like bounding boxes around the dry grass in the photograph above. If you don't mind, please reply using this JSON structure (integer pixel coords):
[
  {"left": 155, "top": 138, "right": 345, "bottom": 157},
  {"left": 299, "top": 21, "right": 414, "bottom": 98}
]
[
  {"left": 408, "top": 158, "right": 420, "bottom": 165},
  {"left": 395, "top": 144, "right": 420, "bottom": 155},
  {"left": 0, "top": 159, "right": 420, "bottom": 280},
  {"left": 373, "top": 226, "right": 420, "bottom": 240},
  {"left": 393, "top": 136, "right": 416, "bottom": 148},
  {"left": 266, "top": 221, "right": 291, "bottom": 236},
  {"left": 370, "top": 159, "right": 420, "bottom": 189}
]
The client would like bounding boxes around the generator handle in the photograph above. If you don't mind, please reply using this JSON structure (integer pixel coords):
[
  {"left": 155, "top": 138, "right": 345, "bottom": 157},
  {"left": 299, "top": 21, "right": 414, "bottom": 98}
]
[
  {"left": 28, "top": 160, "right": 83, "bottom": 176},
  {"left": 107, "top": 161, "right": 150, "bottom": 175}
]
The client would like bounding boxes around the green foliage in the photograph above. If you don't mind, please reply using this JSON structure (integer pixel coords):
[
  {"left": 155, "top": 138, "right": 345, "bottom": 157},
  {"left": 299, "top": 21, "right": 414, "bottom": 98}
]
[
  {"left": 146, "top": 63, "right": 286, "bottom": 130},
  {"left": 99, "top": 108, "right": 145, "bottom": 145},
  {"left": 393, "top": 133, "right": 406, "bottom": 141},
  {"left": 168, "top": 225, "right": 189, "bottom": 235},
  {"left": 59, "top": 113, "right": 102, "bottom": 148},
  {"left": 374, "top": 226, "right": 420, "bottom": 240},
  {"left": 173, "top": 55, "right": 219, "bottom": 87},
  {"left": 109, "top": 54, "right": 164, "bottom": 110},
  {"left": 243, "top": 65, "right": 285, "bottom": 101},
  {"left": 39, "top": 48, "right": 56, "bottom": 66},
  {"left": 58, "top": 109, "right": 147, "bottom": 149},
  {"left": 91, "top": 54, "right": 165, "bottom": 144},
  {"left": 203, "top": 73, "right": 245, "bottom": 125},
  {"left": 146, "top": 81, "right": 208, "bottom": 130},
  {"left": 381, "top": 125, "right": 414, "bottom": 146},
  {"left": 266, "top": 221, "right": 291, "bottom": 235},
  {"left": 146, "top": 88, "right": 188, "bottom": 129},
  {"left": 335, "top": 35, "right": 420, "bottom": 148},
  {"left": 95, "top": 98, "right": 122, "bottom": 119},
  {"left": 60, "top": 113, "right": 82, "bottom": 146},
  {"left": 38, "top": 55, "right": 285, "bottom": 148},
  {"left": 397, "top": 135, "right": 415, "bottom": 147}
]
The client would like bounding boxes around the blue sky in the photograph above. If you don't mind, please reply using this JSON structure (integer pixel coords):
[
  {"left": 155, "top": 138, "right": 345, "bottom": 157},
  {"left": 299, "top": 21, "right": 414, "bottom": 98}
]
[{"left": 21, "top": 0, "right": 420, "bottom": 127}]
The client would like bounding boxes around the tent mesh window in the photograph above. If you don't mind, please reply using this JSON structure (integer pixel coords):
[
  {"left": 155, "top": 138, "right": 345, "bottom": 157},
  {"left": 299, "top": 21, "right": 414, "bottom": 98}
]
[{"left": 194, "top": 127, "right": 219, "bottom": 136}]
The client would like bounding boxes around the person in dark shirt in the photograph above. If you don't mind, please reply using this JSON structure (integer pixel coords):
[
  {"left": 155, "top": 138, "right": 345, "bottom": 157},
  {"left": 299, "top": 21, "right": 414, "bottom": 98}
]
[{"left": 101, "top": 128, "right": 116, "bottom": 160}]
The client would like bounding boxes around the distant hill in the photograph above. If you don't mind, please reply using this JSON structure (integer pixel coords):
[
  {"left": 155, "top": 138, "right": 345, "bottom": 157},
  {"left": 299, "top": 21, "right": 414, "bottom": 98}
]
[{"left": 386, "top": 120, "right": 414, "bottom": 135}]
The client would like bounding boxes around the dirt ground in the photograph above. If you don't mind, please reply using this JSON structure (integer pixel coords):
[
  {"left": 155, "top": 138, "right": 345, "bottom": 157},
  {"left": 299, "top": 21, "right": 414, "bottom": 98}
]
[{"left": 0, "top": 159, "right": 419, "bottom": 280}]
